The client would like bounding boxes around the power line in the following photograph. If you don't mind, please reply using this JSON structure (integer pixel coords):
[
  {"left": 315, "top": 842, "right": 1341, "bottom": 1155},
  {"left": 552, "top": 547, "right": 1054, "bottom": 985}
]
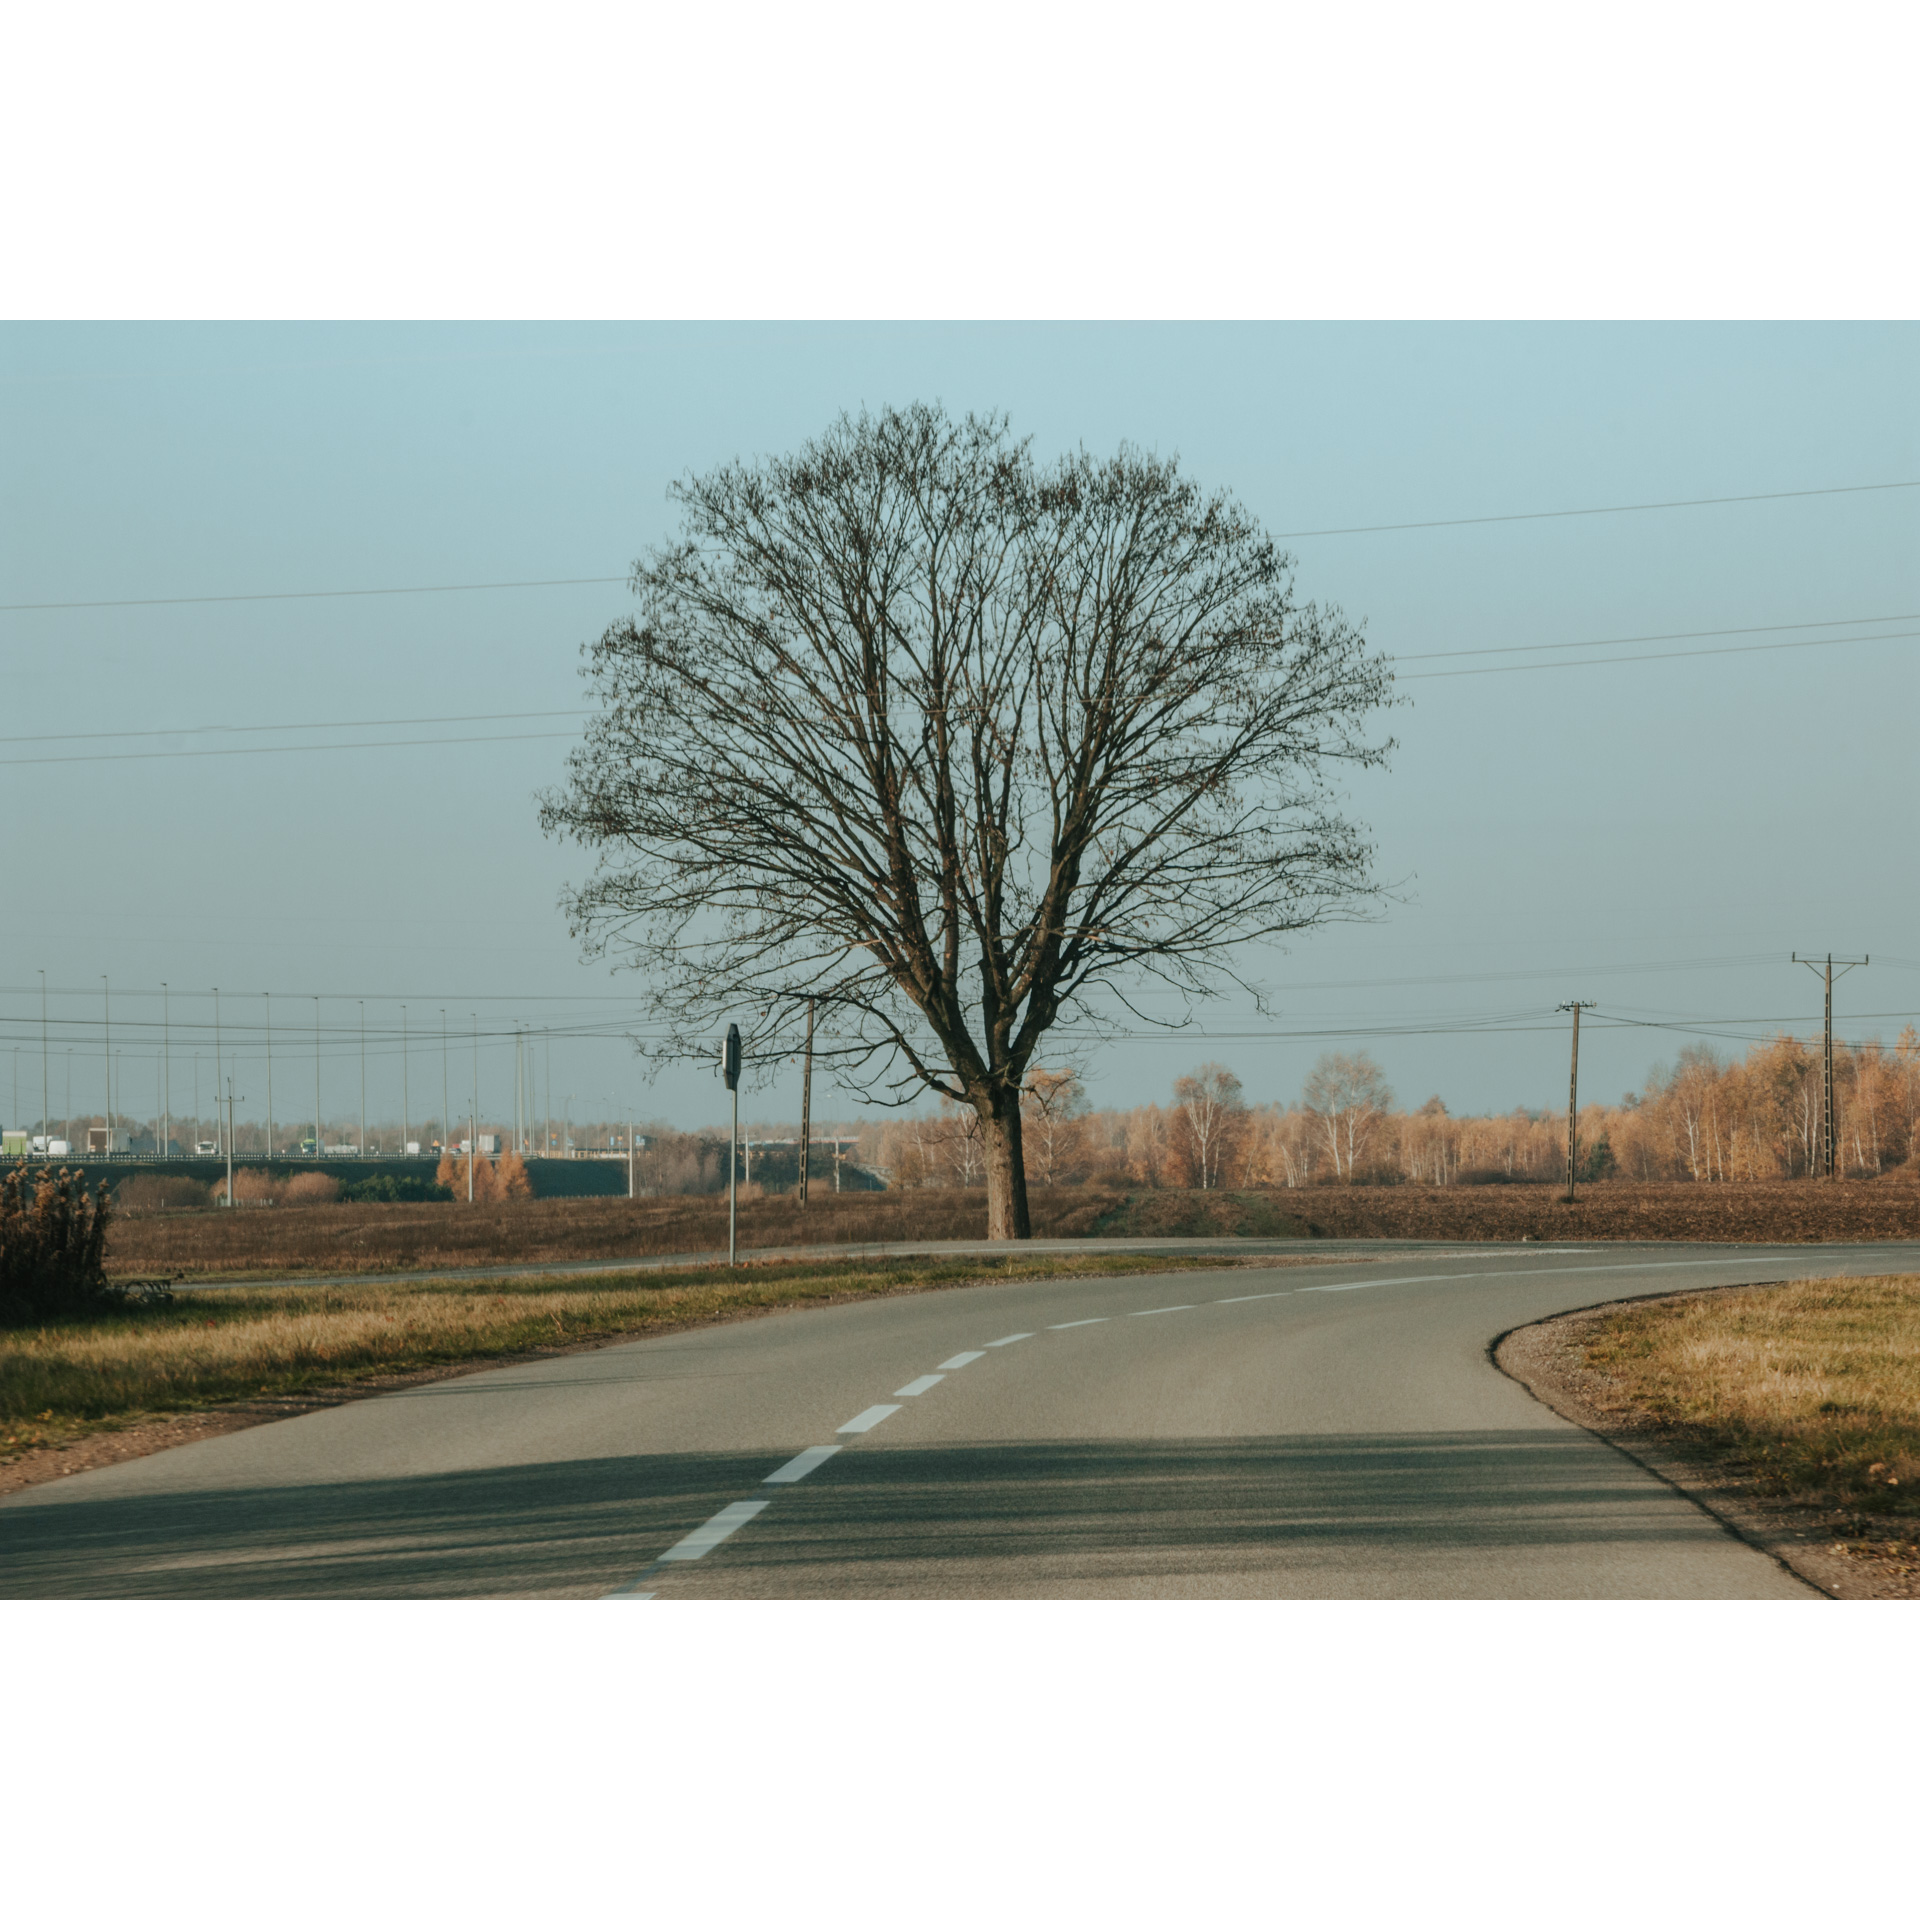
[
  {"left": 0, "top": 575, "right": 627, "bottom": 614},
  {"left": 5, "top": 624, "right": 1916, "bottom": 771},
  {"left": 1397, "top": 625, "right": 1920, "bottom": 682},
  {"left": 0, "top": 706, "right": 589, "bottom": 748},
  {"left": 0, "top": 728, "right": 581, "bottom": 770},
  {"left": 6, "top": 478, "right": 1913, "bottom": 616},
  {"left": 1274, "top": 477, "right": 1919, "bottom": 539},
  {"left": 1392, "top": 609, "right": 1920, "bottom": 665}
]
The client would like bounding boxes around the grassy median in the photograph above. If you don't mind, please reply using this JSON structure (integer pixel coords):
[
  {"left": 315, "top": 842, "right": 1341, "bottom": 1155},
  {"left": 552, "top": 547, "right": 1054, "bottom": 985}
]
[
  {"left": 0, "top": 1249, "right": 1281, "bottom": 1463},
  {"left": 1578, "top": 1274, "right": 1920, "bottom": 1547}
]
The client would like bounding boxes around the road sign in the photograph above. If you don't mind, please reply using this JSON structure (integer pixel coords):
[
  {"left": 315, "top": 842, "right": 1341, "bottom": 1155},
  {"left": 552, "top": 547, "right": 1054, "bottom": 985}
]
[{"left": 722, "top": 1023, "right": 742, "bottom": 1091}]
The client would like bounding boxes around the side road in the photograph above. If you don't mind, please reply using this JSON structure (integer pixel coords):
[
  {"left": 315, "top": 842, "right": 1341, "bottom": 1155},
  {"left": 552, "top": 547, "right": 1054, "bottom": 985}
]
[{"left": 171, "top": 1231, "right": 1729, "bottom": 1291}]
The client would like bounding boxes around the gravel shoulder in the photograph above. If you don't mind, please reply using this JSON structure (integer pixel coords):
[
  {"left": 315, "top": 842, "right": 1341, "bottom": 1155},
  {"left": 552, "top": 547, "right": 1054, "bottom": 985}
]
[{"left": 1496, "top": 1297, "right": 1917, "bottom": 1601}]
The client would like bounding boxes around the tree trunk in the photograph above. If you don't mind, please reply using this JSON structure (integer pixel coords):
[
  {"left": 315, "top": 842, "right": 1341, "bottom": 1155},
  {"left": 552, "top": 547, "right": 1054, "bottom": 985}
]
[{"left": 980, "top": 1093, "right": 1032, "bottom": 1240}]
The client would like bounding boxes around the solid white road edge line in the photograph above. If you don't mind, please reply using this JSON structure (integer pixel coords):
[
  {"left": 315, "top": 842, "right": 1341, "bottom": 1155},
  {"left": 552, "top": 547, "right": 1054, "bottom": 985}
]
[
  {"left": 1048, "top": 1317, "right": 1109, "bottom": 1329},
  {"left": 939, "top": 1350, "right": 987, "bottom": 1369},
  {"left": 895, "top": 1374, "right": 946, "bottom": 1397},
  {"left": 837, "top": 1403, "right": 901, "bottom": 1433},
  {"left": 765, "top": 1444, "right": 842, "bottom": 1484},
  {"left": 985, "top": 1333, "right": 1036, "bottom": 1346},
  {"left": 1216, "top": 1290, "right": 1297, "bottom": 1303},
  {"left": 1131, "top": 1304, "right": 1196, "bottom": 1316},
  {"left": 1301, "top": 1254, "right": 1802, "bottom": 1294},
  {"left": 658, "top": 1500, "right": 770, "bottom": 1562}
]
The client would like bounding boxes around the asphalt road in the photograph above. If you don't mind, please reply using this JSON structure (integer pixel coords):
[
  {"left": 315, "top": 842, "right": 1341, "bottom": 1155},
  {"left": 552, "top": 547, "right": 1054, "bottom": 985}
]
[{"left": 7, "top": 1240, "right": 1913, "bottom": 1599}]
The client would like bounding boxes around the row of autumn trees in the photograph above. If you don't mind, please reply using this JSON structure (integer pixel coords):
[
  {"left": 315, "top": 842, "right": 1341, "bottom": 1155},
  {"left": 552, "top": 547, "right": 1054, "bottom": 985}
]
[{"left": 856, "top": 1029, "right": 1920, "bottom": 1189}]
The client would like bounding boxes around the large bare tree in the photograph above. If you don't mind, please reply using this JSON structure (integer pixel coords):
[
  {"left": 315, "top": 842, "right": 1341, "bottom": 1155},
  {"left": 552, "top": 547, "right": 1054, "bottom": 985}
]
[{"left": 541, "top": 404, "right": 1394, "bottom": 1238}]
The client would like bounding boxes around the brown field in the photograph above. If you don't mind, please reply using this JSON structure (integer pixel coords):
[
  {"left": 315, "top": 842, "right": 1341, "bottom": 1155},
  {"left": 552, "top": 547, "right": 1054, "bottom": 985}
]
[
  {"left": 97, "top": 1177, "right": 1919, "bottom": 1280},
  {"left": 1255, "top": 1177, "right": 1920, "bottom": 1244}
]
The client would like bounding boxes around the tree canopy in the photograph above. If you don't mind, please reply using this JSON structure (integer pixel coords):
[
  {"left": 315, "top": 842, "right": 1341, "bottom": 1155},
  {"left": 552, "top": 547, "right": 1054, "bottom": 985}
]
[{"left": 540, "top": 403, "right": 1394, "bottom": 1236}]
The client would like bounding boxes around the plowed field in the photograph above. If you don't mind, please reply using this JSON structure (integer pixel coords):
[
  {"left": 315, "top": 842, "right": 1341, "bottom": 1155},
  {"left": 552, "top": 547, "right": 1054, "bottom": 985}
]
[{"left": 98, "top": 1176, "right": 1920, "bottom": 1277}]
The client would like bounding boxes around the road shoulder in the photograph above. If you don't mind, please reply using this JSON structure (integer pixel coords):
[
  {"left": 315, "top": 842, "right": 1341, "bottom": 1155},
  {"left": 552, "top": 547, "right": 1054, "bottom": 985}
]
[{"left": 1496, "top": 1299, "right": 1913, "bottom": 1600}]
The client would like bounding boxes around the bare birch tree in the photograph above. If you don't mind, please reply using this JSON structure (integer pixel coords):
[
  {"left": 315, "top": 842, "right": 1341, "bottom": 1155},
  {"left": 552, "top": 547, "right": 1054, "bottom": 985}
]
[
  {"left": 1172, "top": 1062, "right": 1245, "bottom": 1189},
  {"left": 1301, "top": 1050, "right": 1394, "bottom": 1181},
  {"left": 541, "top": 404, "right": 1394, "bottom": 1238}
]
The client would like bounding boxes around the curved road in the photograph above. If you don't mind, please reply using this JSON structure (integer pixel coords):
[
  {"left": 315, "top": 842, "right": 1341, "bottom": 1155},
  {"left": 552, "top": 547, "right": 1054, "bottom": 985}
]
[{"left": 5, "top": 1240, "right": 1912, "bottom": 1598}]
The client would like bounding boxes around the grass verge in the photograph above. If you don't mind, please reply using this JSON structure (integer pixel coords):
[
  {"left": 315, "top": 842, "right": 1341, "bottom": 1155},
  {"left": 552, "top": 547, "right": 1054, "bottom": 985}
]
[
  {"left": 1575, "top": 1274, "right": 1920, "bottom": 1567},
  {"left": 0, "top": 1249, "right": 1284, "bottom": 1467}
]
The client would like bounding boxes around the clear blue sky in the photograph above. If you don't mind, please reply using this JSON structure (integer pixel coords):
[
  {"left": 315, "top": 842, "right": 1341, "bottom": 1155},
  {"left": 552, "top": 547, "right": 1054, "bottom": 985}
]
[{"left": 3, "top": 322, "right": 1915, "bottom": 1138}]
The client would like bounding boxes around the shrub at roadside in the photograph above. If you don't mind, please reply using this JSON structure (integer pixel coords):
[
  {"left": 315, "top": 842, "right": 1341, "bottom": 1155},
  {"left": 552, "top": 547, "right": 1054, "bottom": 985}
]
[
  {"left": 435, "top": 1150, "right": 531, "bottom": 1202},
  {"left": 207, "top": 1169, "right": 341, "bottom": 1207},
  {"left": 343, "top": 1173, "right": 450, "bottom": 1204},
  {"left": 1, "top": 1167, "right": 117, "bottom": 1325}
]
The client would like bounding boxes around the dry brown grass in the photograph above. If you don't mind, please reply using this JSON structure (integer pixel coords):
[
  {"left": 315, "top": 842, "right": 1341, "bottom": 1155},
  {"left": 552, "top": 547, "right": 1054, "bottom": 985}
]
[
  {"left": 1578, "top": 1274, "right": 1920, "bottom": 1564},
  {"left": 0, "top": 1247, "right": 1273, "bottom": 1461}
]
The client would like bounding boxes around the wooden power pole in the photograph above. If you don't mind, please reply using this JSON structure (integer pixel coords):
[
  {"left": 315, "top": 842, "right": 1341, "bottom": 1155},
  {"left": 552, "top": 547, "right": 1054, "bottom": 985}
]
[
  {"left": 1793, "top": 954, "right": 1867, "bottom": 1177},
  {"left": 1558, "top": 1001, "right": 1596, "bottom": 1201}
]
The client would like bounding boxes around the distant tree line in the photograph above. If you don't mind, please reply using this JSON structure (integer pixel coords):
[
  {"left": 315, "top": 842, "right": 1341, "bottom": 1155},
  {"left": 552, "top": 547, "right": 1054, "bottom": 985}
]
[{"left": 853, "top": 1027, "right": 1920, "bottom": 1190}]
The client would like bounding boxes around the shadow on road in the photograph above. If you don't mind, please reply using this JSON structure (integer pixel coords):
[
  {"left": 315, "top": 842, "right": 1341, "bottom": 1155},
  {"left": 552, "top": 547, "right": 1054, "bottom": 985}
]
[{"left": 0, "top": 1429, "right": 1707, "bottom": 1598}]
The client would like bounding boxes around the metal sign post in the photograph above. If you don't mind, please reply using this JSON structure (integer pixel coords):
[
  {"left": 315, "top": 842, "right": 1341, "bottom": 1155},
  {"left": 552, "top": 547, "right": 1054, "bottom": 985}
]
[
  {"left": 799, "top": 999, "right": 814, "bottom": 1210},
  {"left": 722, "top": 1024, "right": 742, "bottom": 1266}
]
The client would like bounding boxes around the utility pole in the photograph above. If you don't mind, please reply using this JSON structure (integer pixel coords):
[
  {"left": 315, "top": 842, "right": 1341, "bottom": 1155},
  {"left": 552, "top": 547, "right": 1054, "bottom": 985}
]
[
  {"left": 39, "top": 970, "right": 48, "bottom": 1155},
  {"left": 101, "top": 975, "right": 110, "bottom": 1150},
  {"left": 723, "top": 1023, "right": 742, "bottom": 1266},
  {"left": 544, "top": 1028, "right": 551, "bottom": 1157},
  {"left": 212, "top": 988, "right": 223, "bottom": 1164},
  {"left": 440, "top": 1010, "right": 449, "bottom": 1155},
  {"left": 1793, "top": 954, "right": 1868, "bottom": 1178},
  {"left": 1557, "top": 1001, "right": 1595, "bottom": 1202},
  {"left": 627, "top": 1121, "right": 635, "bottom": 1199},
  {"left": 224, "top": 1076, "right": 235, "bottom": 1204},
  {"left": 401, "top": 1005, "right": 410, "bottom": 1155},
  {"left": 358, "top": 1001, "right": 366, "bottom": 1158},
  {"left": 264, "top": 992, "right": 273, "bottom": 1159},
  {"left": 162, "top": 982, "right": 171, "bottom": 1160},
  {"left": 469, "top": 1015, "right": 478, "bottom": 1202},
  {"left": 313, "top": 997, "right": 322, "bottom": 1160}
]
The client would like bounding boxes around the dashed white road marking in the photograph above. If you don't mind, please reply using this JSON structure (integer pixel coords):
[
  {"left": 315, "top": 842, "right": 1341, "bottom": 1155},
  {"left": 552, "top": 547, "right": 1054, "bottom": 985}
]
[
  {"left": 1216, "top": 1290, "right": 1296, "bottom": 1304},
  {"left": 1048, "top": 1317, "right": 1109, "bottom": 1330},
  {"left": 764, "top": 1444, "right": 842, "bottom": 1484},
  {"left": 895, "top": 1374, "right": 946, "bottom": 1397},
  {"left": 837, "top": 1403, "right": 902, "bottom": 1433},
  {"left": 939, "top": 1351, "right": 987, "bottom": 1369},
  {"left": 985, "top": 1333, "right": 1036, "bottom": 1347},
  {"left": 658, "top": 1500, "right": 770, "bottom": 1562},
  {"left": 1131, "top": 1304, "right": 1196, "bottom": 1316},
  {"left": 607, "top": 1588, "right": 658, "bottom": 1600}
]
